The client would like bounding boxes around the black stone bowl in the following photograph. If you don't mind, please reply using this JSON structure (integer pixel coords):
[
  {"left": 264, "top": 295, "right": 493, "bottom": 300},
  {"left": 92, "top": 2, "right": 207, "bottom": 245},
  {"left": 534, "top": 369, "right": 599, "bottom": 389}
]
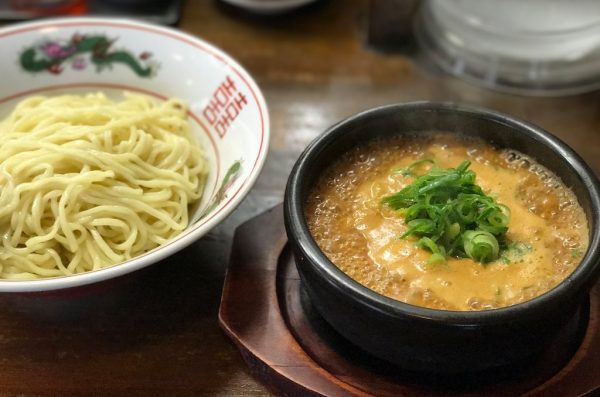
[{"left": 283, "top": 102, "right": 600, "bottom": 373}]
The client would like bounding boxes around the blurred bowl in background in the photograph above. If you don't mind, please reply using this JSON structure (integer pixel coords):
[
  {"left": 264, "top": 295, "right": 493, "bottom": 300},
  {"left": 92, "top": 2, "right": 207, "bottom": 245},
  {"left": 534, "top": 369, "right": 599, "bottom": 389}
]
[
  {"left": 415, "top": 0, "right": 600, "bottom": 96},
  {"left": 220, "top": 0, "right": 319, "bottom": 14}
]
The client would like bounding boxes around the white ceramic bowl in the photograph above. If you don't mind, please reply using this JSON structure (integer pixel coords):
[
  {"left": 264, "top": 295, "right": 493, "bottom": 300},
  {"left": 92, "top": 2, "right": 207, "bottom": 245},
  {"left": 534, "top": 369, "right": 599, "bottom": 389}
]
[{"left": 0, "top": 17, "right": 269, "bottom": 292}]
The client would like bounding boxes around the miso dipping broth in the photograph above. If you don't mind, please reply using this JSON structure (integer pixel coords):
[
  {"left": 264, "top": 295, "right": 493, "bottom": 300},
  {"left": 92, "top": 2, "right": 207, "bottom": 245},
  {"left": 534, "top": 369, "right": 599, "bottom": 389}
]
[{"left": 305, "top": 134, "right": 589, "bottom": 311}]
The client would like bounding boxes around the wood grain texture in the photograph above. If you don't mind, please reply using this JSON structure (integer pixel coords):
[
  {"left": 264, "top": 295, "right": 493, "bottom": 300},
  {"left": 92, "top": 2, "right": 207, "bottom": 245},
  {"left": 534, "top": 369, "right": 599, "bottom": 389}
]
[
  {"left": 0, "top": 0, "right": 600, "bottom": 395},
  {"left": 220, "top": 205, "right": 366, "bottom": 397}
]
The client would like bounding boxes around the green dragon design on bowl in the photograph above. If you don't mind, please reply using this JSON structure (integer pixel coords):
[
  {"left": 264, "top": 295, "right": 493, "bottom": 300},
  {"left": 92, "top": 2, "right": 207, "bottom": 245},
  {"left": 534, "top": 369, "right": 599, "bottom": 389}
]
[{"left": 20, "top": 33, "right": 159, "bottom": 77}]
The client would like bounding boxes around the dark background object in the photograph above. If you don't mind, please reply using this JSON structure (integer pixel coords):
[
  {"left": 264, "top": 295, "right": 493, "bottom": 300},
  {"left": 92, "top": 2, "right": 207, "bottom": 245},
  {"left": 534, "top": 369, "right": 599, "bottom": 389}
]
[
  {"left": 0, "top": 0, "right": 183, "bottom": 25},
  {"left": 367, "top": 0, "right": 419, "bottom": 53}
]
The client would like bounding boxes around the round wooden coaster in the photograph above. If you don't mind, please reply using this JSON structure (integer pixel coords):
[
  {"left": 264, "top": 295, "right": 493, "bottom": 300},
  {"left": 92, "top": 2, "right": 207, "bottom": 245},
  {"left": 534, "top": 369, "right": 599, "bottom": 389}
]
[{"left": 219, "top": 204, "right": 600, "bottom": 397}]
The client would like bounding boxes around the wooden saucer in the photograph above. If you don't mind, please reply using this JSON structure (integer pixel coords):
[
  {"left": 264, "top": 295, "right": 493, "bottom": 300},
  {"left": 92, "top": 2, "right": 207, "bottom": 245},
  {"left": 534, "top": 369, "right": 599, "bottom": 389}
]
[{"left": 219, "top": 204, "right": 600, "bottom": 397}]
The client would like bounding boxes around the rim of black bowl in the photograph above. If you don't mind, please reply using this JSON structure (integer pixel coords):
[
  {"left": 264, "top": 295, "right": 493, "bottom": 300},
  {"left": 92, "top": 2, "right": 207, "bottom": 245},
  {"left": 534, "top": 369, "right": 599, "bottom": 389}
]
[{"left": 285, "top": 101, "right": 600, "bottom": 324}]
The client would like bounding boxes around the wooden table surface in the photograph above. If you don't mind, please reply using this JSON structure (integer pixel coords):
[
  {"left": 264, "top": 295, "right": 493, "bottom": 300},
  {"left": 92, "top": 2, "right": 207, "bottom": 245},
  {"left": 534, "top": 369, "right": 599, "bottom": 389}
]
[{"left": 1, "top": 1, "right": 600, "bottom": 396}]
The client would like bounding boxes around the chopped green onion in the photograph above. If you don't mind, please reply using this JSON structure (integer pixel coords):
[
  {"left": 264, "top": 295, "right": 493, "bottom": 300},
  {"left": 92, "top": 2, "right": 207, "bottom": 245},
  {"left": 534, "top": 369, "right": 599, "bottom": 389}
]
[
  {"left": 446, "top": 222, "right": 461, "bottom": 240},
  {"left": 382, "top": 160, "right": 515, "bottom": 265},
  {"left": 500, "top": 241, "right": 533, "bottom": 263},
  {"left": 393, "top": 159, "right": 434, "bottom": 176},
  {"left": 463, "top": 230, "right": 499, "bottom": 263},
  {"left": 417, "top": 236, "right": 443, "bottom": 255},
  {"left": 415, "top": 237, "right": 447, "bottom": 264},
  {"left": 428, "top": 253, "right": 447, "bottom": 265},
  {"left": 401, "top": 219, "right": 437, "bottom": 238}
]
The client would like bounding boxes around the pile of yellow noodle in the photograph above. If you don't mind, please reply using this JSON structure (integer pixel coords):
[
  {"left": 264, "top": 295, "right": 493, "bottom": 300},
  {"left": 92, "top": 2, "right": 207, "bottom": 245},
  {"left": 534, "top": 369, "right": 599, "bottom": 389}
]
[{"left": 0, "top": 92, "right": 208, "bottom": 279}]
